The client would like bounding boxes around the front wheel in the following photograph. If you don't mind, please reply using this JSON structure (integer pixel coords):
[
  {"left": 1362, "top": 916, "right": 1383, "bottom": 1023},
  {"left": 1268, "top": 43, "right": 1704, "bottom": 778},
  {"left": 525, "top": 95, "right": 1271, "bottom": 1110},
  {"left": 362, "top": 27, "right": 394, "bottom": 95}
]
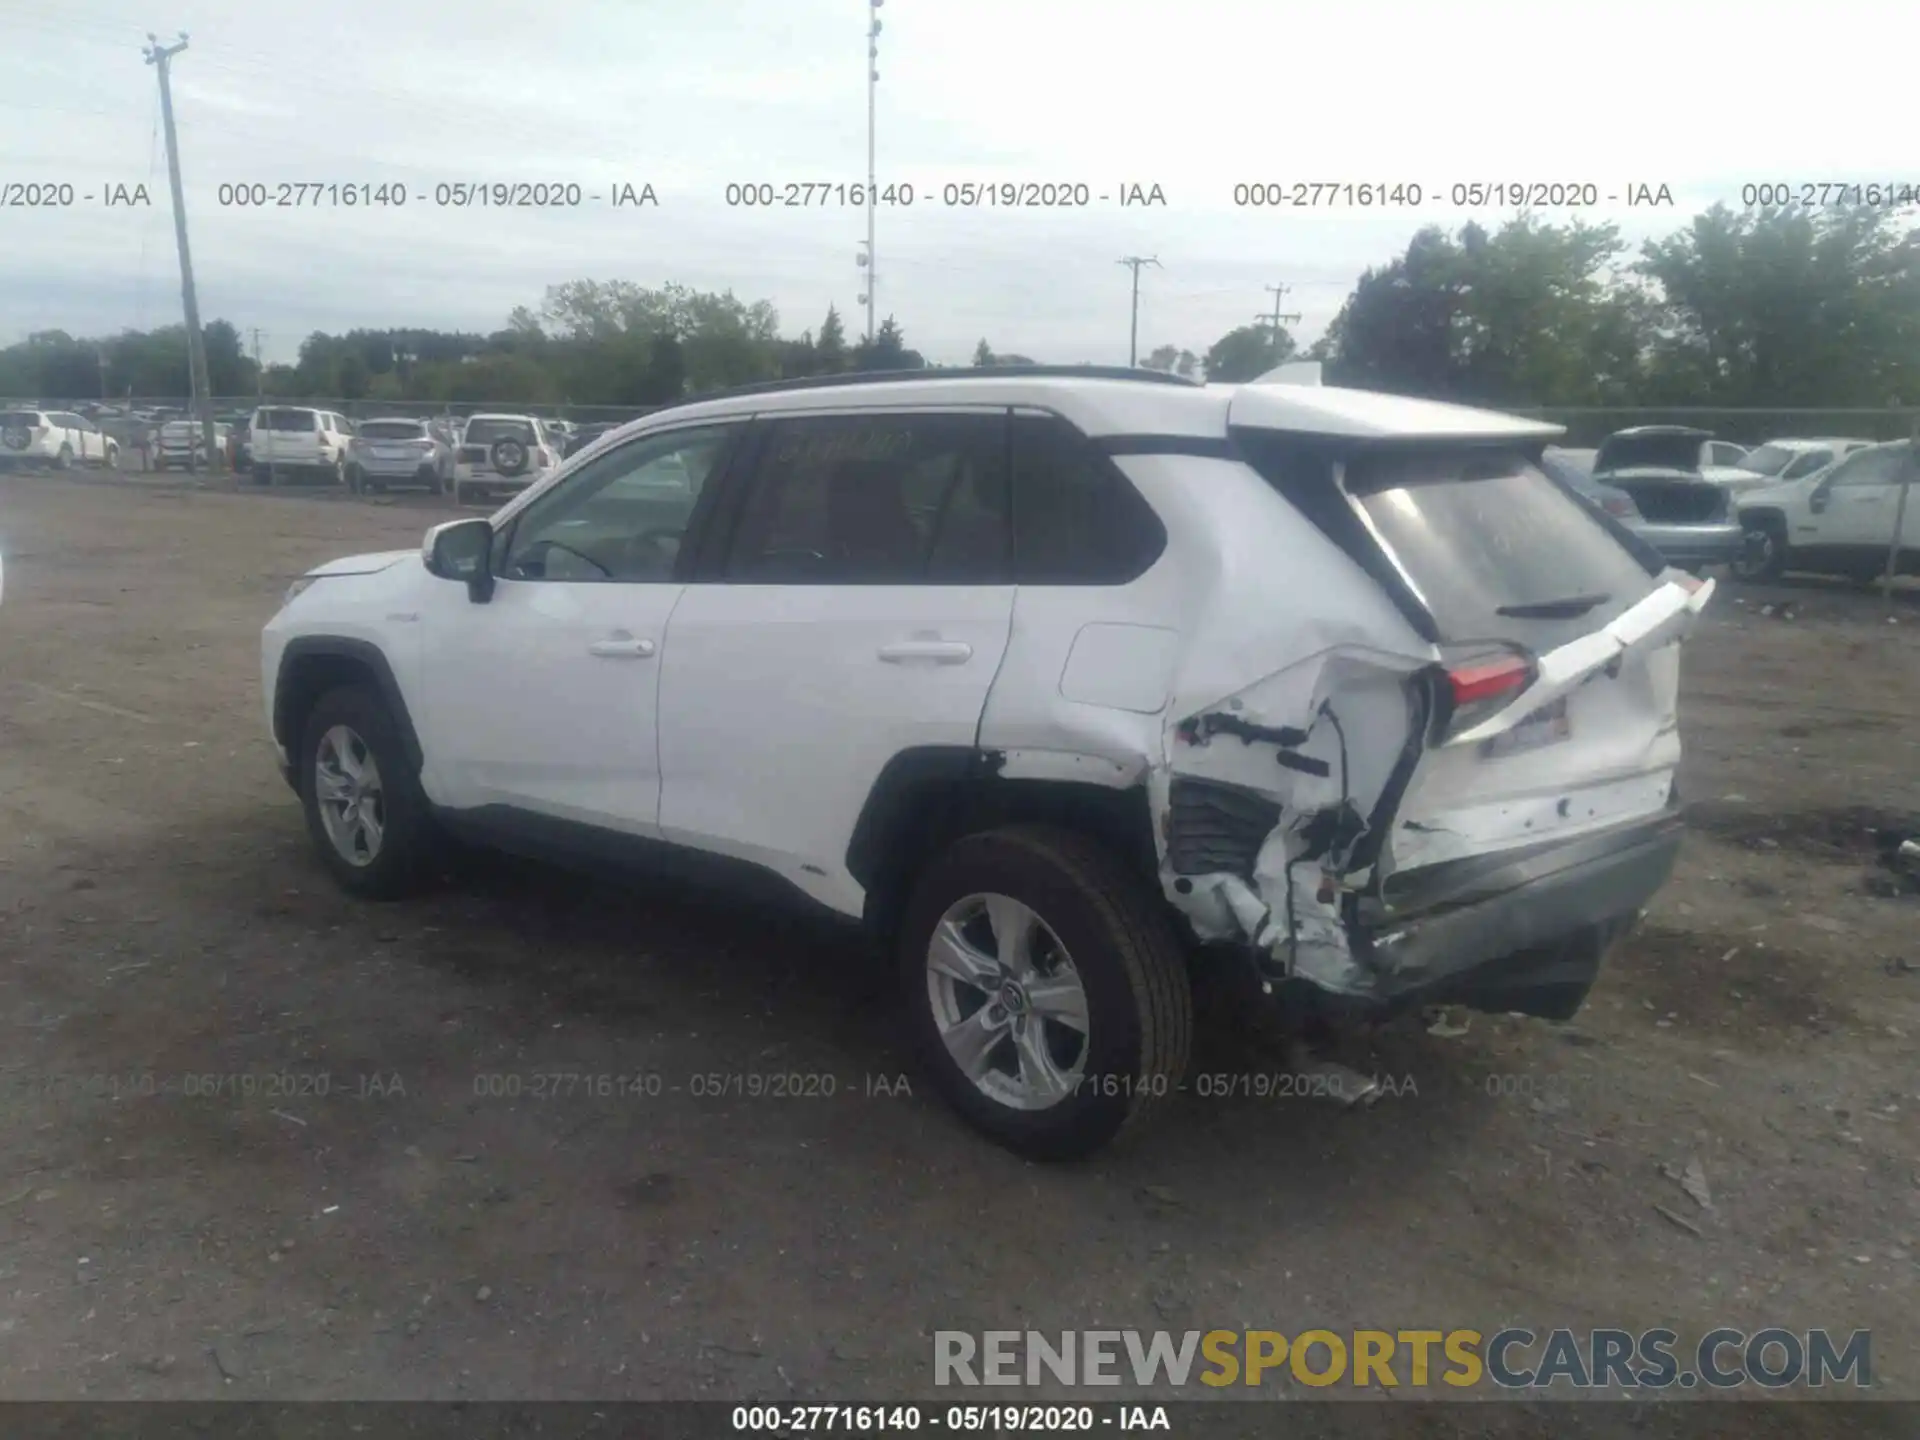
[
  {"left": 1732, "top": 523, "right": 1786, "bottom": 583},
  {"left": 297, "top": 684, "right": 438, "bottom": 899},
  {"left": 899, "top": 825, "right": 1193, "bottom": 1161}
]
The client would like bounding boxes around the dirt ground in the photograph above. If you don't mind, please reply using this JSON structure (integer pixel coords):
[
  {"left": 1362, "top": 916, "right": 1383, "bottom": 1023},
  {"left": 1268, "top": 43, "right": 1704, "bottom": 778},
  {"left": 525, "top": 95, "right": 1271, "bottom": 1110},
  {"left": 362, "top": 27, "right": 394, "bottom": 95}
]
[{"left": 1, "top": 470, "right": 1916, "bottom": 1418}]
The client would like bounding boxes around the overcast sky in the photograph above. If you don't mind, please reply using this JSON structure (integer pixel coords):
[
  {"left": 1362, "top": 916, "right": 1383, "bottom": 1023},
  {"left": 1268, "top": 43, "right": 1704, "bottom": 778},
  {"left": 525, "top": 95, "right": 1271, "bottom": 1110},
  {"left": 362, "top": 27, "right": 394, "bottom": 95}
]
[{"left": 3, "top": 0, "right": 1910, "bottom": 366}]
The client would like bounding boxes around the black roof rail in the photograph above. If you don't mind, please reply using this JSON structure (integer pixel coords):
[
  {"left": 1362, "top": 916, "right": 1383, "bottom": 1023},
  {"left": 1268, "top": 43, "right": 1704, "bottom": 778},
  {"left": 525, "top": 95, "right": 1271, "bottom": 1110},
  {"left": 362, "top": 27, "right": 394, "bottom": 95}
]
[{"left": 672, "top": 364, "right": 1203, "bottom": 408}]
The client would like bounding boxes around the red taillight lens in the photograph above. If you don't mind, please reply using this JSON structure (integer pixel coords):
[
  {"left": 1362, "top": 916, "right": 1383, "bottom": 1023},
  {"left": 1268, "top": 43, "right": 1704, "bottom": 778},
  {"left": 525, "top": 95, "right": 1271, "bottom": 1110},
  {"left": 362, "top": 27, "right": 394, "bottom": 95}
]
[
  {"left": 1449, "top": 655, "right": 1533, "bottom": 706},
  {"left": 1435, "top": 648, "right": 1537, "bottom": 743},
  {"left": 1602, "top": 495, "right": 1635, "bottom": 517}
]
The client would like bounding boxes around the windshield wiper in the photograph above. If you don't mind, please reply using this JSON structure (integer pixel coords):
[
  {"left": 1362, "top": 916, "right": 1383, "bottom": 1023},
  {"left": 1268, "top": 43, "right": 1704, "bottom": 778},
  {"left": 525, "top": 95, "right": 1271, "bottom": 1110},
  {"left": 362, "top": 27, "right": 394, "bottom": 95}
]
[{"left": 1497, "top": 592, "right": 1609, "bottom": 619}]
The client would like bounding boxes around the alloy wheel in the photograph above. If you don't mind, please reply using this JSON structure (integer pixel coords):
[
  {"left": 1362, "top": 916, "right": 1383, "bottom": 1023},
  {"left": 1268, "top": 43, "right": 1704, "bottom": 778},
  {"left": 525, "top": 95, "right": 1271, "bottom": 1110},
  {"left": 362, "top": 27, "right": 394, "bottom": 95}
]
[
  {"left": 925, "top": 892, "right": 1090, "bottom": 1111},
  {"left": 313, "top": 724, "right": 385, "bottom": 867}
]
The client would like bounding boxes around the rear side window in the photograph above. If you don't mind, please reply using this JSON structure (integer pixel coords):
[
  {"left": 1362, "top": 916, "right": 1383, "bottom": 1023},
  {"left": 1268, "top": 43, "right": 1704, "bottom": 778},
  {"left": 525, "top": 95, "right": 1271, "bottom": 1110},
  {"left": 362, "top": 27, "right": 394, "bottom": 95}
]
[
  {"left": 1343, "top": 447, "right": 1660, "bottom": 646},
  {"left": 723, "top": 413, "right": 1011, "bottom": 584},
  {"left": 1009, "top": 414, "right": 1166, "bottom": 584},
  {"left": 258, "top": 408, "right": 317, "bottom": 432}
]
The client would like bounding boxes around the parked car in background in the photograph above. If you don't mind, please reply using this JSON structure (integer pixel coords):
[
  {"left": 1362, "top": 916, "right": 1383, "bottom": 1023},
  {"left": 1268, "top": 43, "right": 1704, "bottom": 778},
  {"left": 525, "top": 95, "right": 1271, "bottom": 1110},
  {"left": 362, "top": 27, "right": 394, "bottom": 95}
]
[
  {"left": 1597, "top": 425, "right": 1770, "bottom": 495},
  {"left": 230, "top": 416, "right": 253, "bottom": 469},
  {"left": 348, "top": 418, "right": 451, "bottom": 494},
  {"left": 249, "top": 406, "right": 355, "bottom": 486},
  {"left": 155, "top": 419, "right": 231, "bottom": 472},
  {"left": 1579, "top": 431, "right": 1746, "bottom": 568},
  {"left": 452, "top": 414, "right": 562, "bottom": 505},
  {"left": 0, "top": 408, "right": 118, "bottom": 470},
  {"left": 1734, "top": 440, "right": 1920, "bottom": 583},
  {"left": 1738, "top": 437, "right": 1876, "bottom": 484},
  {"left": 563, "top": 421, "right": 622, "bottom": 458}
]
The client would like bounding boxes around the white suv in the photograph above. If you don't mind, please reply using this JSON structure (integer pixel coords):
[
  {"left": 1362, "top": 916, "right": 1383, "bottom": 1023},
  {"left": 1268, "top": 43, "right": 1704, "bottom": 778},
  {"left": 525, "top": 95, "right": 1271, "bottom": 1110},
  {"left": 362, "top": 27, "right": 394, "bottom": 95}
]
[
  {"left": 261, "top": 368, "right": 1711, "bottom": 1158},
  {"left": 452, "top": 414, "right": 562, "bottom": 505},
  {"left": 1, "top": 408, "right": 118, "bottom": 470},
  {"left": 249, "top": 406, "right": 355, "bottom": 486}
]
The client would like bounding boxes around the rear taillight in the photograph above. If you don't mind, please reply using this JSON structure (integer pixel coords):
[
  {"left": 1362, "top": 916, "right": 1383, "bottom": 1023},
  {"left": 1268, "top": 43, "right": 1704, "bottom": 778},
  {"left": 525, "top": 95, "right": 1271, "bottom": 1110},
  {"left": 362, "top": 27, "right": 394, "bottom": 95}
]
[
  {"left": 1601, "top": 494, "right": 1636, "bottom": 518},
  {"left": 1434, "top": 647, "right": 1537, "bottom": 743}
]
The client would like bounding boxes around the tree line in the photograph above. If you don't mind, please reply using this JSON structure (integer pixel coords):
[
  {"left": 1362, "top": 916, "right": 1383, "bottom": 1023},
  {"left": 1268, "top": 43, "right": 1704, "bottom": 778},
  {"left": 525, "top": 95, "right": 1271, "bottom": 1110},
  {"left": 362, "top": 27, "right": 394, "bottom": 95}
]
[{"left": 4, "top": 202, "right": 1917, "bottom": 411}]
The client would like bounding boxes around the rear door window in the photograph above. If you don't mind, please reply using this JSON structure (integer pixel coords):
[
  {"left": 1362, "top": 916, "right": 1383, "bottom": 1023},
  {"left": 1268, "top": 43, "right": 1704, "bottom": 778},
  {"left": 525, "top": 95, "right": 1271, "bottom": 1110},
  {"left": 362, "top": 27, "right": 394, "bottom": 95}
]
[
  {"left": 723, "top": 413, "right": 1010, "bottom": 584},
  {"left": 1343, "top": 447, "right": 1660, "bottom": 650},
  {"left": 259, "top": 409, "right": 317, "bottom": 432},
  {"left": 1009, "top": 414, "right": 1166, "bottom": 584}
]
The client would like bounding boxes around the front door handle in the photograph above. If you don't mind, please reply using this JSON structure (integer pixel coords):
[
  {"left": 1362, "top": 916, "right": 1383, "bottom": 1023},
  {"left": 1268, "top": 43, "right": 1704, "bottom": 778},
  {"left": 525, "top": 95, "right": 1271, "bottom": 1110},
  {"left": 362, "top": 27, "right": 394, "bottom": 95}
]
[
  {"left": 877, "top": 639, "right": 973, "bottom": 664},
  {"left": 588, "top": 634, "right": 656, "bottom": 659}
]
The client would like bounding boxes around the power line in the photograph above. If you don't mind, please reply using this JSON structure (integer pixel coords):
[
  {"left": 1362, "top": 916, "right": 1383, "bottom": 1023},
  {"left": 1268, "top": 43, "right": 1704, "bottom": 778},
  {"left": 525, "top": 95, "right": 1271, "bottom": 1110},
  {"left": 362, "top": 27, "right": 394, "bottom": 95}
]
[
  {"left": 1117, "top": 255, "right": 1160, "bottom": 367},
  {"left": 145, "top": 30, "right": 220, "bottom": 473}
]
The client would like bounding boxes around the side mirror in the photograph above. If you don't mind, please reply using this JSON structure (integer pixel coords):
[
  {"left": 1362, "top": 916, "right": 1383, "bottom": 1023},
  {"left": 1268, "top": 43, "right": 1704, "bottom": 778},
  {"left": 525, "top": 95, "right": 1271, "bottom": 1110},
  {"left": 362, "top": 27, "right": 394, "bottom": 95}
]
[
  {"left": 1807, "top": 483, "right": 1831, "bottom": 515},
  {"left": 423, "top": 517, "right": 495, "bottom": 602}
]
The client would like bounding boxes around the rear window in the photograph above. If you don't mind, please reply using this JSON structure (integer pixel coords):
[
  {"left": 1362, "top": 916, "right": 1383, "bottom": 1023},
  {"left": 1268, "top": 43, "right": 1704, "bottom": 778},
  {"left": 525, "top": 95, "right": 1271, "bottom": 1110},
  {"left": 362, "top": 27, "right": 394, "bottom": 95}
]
[
  {"left": 464, "top": 418, "right": 536, "bottom": 445},
  {"left": 258, "top": 408, "right": 318, "bottom": 432},
  {"left": 359, "top": 421, "right": 428, "bottom": 440},
  {"left": 1344, "top": 448, "right": 1660, "bottom": 645}
]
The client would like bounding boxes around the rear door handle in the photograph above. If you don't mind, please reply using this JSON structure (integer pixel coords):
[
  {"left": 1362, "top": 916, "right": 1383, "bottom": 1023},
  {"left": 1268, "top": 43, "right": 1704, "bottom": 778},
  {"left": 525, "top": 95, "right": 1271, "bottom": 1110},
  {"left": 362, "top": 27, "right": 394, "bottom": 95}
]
[
  {"left": 587, "top": 635, "right": 656, "bottom": 659},
  {"left": 877, "top": 640, "right": 973, "bottom": 664}
]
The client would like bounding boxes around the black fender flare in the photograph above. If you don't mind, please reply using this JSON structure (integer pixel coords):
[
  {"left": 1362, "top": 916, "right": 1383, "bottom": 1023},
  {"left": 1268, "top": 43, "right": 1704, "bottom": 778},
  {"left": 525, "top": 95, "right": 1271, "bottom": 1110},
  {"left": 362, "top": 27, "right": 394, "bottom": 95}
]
[{"left": 274, "top": 636, "right": 424, "bottom": 775}]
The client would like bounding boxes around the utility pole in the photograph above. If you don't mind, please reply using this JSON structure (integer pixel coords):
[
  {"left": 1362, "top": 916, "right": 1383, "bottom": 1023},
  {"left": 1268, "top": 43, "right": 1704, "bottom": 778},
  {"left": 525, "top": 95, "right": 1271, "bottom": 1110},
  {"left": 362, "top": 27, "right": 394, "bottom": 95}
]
[
  {"left": 1883, "top": 412, "right": 1918, "bottom": 612},
  {"left": 251, "top": 328, "right": 264, "bottom": 402},
  {"left": 144, "top": 32, "right": 219, "bottom": 474},
  {"left": 1260, "top": 283, "right": 1303, "bottom": 363},
  {"left": 862, "top": 0, "right": 884, "bottom": 347},
  {"left": 1118, "top": 255, "right": 1160, "bottom": 367}
]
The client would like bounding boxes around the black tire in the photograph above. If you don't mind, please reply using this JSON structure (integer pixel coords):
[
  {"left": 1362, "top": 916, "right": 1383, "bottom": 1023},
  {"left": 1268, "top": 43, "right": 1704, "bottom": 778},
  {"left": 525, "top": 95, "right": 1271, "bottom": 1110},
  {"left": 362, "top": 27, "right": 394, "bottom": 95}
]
[
  {"left": 296, "top": 683, "right": 438, "bottom": 900},
  {"left": 252, "top": 462, "right": 273, "bottom": 486},
  {"left": 898, "top": 824, "right": 1193, "bottom": 1161},
  {"left": 153, "top": 456, "right": 168, "bottom": 473},
  {"left": 1732, "top": 522, "right": 1786, "bottom": 583}
]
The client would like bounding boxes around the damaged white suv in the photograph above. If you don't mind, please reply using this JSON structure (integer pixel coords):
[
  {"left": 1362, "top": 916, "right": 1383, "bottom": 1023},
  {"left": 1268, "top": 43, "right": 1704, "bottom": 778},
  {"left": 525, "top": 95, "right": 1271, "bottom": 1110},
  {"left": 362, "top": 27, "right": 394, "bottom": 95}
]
[{"left": 261, "top": 366, "right": 1711, "bottom": 1159}]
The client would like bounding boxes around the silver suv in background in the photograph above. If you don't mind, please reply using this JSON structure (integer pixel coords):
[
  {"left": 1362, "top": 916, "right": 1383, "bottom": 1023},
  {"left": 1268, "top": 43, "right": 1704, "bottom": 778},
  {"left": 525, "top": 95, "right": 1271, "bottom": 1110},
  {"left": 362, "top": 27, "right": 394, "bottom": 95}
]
[
  {"left": 452, "top": 414, "right": 561, "bottom": 505},
  {"left": 348, "top": 418, "right": 451, "bottom": 495}
]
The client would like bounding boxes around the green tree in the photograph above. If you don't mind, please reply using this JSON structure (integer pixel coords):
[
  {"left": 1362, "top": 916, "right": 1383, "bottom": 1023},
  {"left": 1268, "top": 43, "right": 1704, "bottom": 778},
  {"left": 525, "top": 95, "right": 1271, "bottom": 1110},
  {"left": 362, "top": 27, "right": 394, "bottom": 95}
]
[
  {"left": 816, "top": 305, "right": 849, "bottom": 372},
  {"left": 1204, "top": 324, "right": 1292, "bottom": 382},
  {"left": 972, "top": 339, "right": 994, "bottom": 366}
]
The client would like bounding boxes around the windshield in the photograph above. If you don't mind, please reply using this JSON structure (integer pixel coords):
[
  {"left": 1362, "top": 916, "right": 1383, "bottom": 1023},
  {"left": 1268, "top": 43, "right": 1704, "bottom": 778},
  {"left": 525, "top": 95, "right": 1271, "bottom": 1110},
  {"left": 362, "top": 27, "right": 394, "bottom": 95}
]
[
  {"left": 1739, "top": 444, "right": 1798, "bottom": 477},
  {"left": 258, "top": 408, "right": 318, "bottom": 432},
  {"left": 464, "top": 418, "right": 537, "bottom": 444},
  {"left": 360, "top": 421, "right": 428, "bottom": 440}
]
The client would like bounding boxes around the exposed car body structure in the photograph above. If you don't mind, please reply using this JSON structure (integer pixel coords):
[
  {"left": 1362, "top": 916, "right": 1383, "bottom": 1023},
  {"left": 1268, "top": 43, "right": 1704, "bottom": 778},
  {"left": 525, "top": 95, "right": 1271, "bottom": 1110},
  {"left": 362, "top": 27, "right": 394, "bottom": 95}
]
[
  {"left": 264, "top": 367, "right": 1710, "bottom": 1156},
  {"left": 1589, "top": 427, "right": 1749, "bottom": 567},
  {"left": 1735, "top": 439, "right": 1920, "bottom": 583}
]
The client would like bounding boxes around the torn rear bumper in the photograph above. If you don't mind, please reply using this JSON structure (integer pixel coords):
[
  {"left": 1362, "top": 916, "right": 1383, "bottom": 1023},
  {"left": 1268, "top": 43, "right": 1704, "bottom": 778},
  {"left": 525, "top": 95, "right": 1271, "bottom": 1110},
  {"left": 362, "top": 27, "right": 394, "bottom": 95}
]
[{"left": 1309, "top": 806, "right": 1684, "bottom": 1019}]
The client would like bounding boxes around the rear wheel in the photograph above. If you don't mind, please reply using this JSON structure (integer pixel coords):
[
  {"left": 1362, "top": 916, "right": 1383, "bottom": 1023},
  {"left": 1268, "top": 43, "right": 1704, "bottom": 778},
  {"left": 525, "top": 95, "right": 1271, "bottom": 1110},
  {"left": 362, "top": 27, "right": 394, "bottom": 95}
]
[
  {"left": 297, "top": 684, "right": 437, "bottom": 900},
  {"left": 899, "top": 825, "right": 1192, "bottom": 1161},
  {"left": 252, "top": 463, "right": 273, "bottom": 486}
]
